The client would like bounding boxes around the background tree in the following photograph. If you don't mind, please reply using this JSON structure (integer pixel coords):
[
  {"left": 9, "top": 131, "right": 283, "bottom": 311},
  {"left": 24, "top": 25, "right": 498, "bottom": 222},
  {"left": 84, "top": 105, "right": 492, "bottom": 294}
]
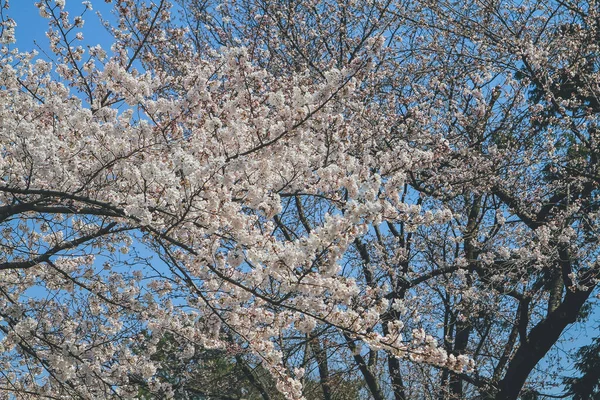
[{"left": 563, "top": 334, "right": 600, "bottom": 400}]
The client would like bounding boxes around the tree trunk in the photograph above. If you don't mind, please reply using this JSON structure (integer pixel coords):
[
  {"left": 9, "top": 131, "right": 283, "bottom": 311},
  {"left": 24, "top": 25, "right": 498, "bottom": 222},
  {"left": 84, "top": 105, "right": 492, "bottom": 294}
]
[
  {"left": 494, "top": 287, "right": 593, "bottom": 399},
  {"left": 310, "top": 336, "right": 333, "bottom": 400}
]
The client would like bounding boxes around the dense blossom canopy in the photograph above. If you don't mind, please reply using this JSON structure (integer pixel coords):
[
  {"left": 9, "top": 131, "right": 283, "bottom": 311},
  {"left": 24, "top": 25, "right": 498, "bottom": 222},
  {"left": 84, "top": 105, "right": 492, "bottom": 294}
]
[{"left": 0, "top": 0, "right": 599, "bottom": 399}]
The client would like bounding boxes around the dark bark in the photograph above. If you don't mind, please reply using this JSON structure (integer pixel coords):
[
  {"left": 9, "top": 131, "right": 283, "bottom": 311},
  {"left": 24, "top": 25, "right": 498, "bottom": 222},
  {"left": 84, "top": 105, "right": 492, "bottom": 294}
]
[
  {"left": 382, "top": 311, "right": 407, "bottom": 400},
  {"left": 343, "top": 334, "right": 385, "bottom": 400},
  {"left": 494, "top": 285, "right": 594, "bottom": 400},
  {"left": 310, "top": 337, "right": 333, "bottom": 400},
  {"left": 449, "top": 195, "right": 479, "bottom": 398},
  {"left": 388, "top": 355, "right": 407, "bottom": 400},
  {"left": 236, "top": 356, "right": 272, "bottom": 400},
  {"left": 450, "top": 319, "right": 471, "bottom": 397}
]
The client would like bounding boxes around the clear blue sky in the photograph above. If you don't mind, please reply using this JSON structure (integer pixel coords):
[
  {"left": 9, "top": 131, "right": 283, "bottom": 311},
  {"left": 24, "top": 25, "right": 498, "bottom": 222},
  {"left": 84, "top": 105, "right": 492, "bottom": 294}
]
[{"left": 9, "top": 1, "right": 114, "bottom": 54}]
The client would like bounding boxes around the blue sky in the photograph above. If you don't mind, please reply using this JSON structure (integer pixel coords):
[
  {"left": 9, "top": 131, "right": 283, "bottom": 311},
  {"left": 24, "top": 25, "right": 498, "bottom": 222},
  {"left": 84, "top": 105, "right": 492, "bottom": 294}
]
[
  {"left": 9, "top": 1, "right": 114, "bottom": 54},
  {"left": 8, "top": 1, "right": 46, "bottom": 50}
]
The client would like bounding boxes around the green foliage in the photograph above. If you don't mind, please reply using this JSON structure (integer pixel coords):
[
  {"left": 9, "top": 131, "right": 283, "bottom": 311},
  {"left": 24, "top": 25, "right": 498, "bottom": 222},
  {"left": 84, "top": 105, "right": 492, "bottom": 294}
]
[
  {"left": 135, "top": 333, "right": 365, "bottom": 399},
  {"left": 563, "top": 335, "right": 600, "bottom": 400},
  {"left": 135, "top": 333, "right": 274, "bottom": 399}
]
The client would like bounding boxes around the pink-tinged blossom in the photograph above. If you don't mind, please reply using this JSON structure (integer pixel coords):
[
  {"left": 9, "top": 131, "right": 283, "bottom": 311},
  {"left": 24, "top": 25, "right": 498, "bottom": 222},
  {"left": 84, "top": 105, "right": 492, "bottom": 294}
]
[{"left": 0, "top": 0, "right": 599, "bottom": 398}]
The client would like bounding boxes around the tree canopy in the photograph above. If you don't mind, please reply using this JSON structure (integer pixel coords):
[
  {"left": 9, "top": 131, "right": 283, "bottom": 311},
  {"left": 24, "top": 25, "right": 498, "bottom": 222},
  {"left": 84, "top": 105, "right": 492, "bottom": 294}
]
[{"left": 0, "top": 0, "right": 599, "bottom": 399}]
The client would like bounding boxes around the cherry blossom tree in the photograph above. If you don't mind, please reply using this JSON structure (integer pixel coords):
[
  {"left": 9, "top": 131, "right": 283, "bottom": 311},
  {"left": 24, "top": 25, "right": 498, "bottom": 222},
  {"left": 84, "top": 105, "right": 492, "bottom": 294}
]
[{"left": 0, "top": 0, "right": 598, "bottom": 399}]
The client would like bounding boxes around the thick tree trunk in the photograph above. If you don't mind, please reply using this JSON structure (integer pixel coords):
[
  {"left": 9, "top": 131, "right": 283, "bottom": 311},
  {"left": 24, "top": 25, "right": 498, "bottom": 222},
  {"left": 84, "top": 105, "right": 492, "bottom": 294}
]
[
  {"left": 494, "top": 287, "right": 593, "bottom": 400},
  {"left": 382, "top": 310, "right": 407, "bottom": 400},
  {"left": 448, "top": 195, "right": 478, "bottom": 398},
  {"left": 547, "top": 272, "right": 563, "bottom": 313},
  {"left": 387, "top": 355, "right": 407, "bottom": 400},
  {"left": 310, "top": 337, "right": 333, "bottom": 400},
  {"left": 450, "top": 320, "right": 471, "bottom": 397}
]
